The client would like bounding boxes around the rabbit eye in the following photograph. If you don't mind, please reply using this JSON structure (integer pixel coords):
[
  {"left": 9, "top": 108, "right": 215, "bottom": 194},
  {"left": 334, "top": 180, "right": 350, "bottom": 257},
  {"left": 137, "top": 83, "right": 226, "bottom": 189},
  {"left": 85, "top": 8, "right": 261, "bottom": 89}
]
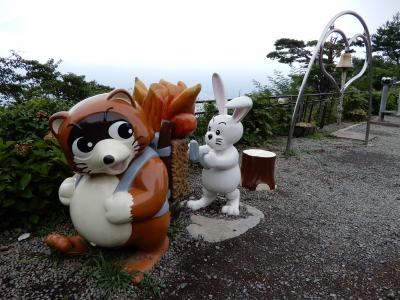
[{"left": 216, "top": 130, "right": 221, "bottom": 135}]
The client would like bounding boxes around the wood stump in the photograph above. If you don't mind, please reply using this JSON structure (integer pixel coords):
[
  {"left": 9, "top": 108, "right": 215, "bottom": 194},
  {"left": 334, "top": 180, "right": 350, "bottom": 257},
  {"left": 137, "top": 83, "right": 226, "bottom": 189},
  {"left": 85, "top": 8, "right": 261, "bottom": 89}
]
[
  {"left": 293, "top": 122, "right": 316, "bottom": 137},
  {"left": 170, "top": 139, "right": 189, "bottom": 201},
  {"left": 241, "top": 149, "right": 276, "bottom": 191}
]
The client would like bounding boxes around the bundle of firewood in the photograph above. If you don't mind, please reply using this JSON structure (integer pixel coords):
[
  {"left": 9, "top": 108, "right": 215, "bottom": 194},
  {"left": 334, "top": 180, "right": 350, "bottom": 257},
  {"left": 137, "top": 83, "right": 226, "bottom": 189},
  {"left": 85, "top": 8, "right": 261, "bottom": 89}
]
[{"left": 133, "top": 79, "right": 201, "bottom": 201}]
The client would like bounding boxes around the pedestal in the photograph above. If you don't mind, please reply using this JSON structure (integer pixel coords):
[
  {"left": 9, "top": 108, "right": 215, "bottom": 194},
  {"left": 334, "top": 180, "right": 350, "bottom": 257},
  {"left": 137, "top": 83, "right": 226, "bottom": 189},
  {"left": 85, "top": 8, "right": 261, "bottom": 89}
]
[{"left": 241, "top": 149, "right": 276, "bottom": 191}]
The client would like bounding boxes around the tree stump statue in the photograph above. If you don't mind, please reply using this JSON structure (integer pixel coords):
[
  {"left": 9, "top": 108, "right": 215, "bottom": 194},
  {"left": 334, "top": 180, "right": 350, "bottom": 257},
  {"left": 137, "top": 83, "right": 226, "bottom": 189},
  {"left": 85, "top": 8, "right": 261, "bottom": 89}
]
[{"left": 241, "top": 149, "right": 276, "bottom": 191}]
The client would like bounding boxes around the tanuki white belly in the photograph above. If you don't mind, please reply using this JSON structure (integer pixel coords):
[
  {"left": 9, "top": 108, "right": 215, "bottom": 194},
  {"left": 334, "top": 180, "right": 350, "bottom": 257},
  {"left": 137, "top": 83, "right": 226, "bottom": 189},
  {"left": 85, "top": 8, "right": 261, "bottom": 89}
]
[{"left": 69, "top": 174, "right": 132, "bottom": 247}]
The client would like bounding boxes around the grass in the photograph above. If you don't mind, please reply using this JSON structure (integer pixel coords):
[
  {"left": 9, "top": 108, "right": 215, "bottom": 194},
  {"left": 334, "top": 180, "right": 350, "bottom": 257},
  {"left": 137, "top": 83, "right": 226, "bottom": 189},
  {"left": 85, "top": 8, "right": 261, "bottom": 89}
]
[
  {"left": 264, "top": 136, "right": 286, "bottom": 145},
  {"left": 307, "top": 130, "right": 335, "bottom": 140},
  {"left": 85, "top": 250, "right": 165, "bottom": 298},
  {"left": 139, "top": 273, "right": 163, "bottom": 298},
  {"left": 86, "top": 251, "right": 134, "bottom": 297},
  {"left": 285, "top": 149, "right": 297, "bottom": 157},
  {"left": 168, "top": 217, "right": 183, "bottom": 241}
]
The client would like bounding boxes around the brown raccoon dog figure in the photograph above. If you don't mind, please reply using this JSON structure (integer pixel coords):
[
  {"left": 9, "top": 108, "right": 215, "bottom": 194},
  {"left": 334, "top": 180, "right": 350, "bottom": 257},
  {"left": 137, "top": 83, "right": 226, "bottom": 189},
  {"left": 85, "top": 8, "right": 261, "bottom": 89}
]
[{"left": 45, "top": 89, "right": 170, "bottom": 278}]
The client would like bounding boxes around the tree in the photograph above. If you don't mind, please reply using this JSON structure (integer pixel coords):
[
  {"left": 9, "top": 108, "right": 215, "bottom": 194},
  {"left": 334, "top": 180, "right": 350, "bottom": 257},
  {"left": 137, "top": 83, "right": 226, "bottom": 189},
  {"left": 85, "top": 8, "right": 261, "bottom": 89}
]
[
  {"left": 0, "top": 51, "right": 112, "bottom": 104},
  {"left": 372, "top": 12, "right": 400, "bottom": 76},
  {"left": 267, "top": 38, "right": 316, "bottom": 67},
  {"left": 266, "top": 37, "right": 346, "bottom": 68},
  {"left": 266, "top": 37, "right": 349, "bottom": 93}
]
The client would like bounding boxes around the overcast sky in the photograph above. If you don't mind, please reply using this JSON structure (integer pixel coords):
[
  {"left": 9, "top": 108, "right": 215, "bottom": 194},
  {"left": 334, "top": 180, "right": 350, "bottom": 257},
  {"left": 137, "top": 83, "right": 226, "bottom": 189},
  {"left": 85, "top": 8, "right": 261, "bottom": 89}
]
[{"left": 0, "top": 0, "right": 399, "bottom": 99}]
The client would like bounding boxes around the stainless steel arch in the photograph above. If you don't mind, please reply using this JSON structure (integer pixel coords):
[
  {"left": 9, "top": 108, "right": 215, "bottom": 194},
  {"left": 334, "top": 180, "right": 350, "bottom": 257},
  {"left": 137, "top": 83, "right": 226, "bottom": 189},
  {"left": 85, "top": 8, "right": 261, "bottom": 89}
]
[{"left": 285, "top": 10, "right": 373, "bottom": 155}]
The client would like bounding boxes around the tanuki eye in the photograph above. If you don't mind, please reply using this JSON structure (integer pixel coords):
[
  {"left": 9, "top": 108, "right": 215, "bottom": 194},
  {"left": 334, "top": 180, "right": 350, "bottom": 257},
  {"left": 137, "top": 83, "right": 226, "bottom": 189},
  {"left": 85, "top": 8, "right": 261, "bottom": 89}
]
[
  {"left": 108, "top": 121, "right": 133, "bottom": 140},
  {"left": 216, "top": 129, "right": 221, "bottom": 135},
  {"left": 72, "top": 137, "right": 94, "bottom": 157}
]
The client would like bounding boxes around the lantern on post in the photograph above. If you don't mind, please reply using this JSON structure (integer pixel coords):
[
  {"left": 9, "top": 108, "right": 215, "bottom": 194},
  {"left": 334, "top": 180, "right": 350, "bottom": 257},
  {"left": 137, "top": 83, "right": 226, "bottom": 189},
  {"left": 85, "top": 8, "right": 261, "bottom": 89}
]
[{"left": 336, "top": 50, "right": 353, "bottom": 125}]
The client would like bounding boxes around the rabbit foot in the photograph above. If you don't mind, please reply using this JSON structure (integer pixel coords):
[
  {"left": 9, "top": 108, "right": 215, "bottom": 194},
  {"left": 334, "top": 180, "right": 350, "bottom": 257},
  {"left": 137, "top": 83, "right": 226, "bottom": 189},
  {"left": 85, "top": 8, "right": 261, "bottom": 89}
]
[
  {"left": 221, "top": 205, "right": 240, "bottom": 216},
  {"left": 187, "top": 196, "right": 215, "bottom": 211}
]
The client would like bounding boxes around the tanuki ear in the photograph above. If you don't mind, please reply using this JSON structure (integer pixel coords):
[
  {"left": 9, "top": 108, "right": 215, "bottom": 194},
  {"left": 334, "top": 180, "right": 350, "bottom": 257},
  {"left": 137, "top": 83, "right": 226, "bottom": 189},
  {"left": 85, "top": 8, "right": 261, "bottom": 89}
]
[
  {"left": 107, "top": 89, "right": 135, "bottom": 107},
  {"left": 49, "top": 111, "right": 69, "bottom": 137}
]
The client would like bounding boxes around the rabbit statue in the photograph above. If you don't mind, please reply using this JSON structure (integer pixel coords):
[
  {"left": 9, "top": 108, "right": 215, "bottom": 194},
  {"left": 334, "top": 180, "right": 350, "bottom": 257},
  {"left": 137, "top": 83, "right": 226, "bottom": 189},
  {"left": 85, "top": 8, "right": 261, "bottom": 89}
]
[{"left": 187, "top": 73, "right": 252, "bottom": 215}]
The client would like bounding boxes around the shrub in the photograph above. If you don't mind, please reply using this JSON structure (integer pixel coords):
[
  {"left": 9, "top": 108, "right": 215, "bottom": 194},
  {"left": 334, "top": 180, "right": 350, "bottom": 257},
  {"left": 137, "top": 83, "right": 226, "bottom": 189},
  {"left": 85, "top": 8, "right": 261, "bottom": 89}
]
[
  {"left": 0, "top": 98, "right": 70, "bottom": 143},
  {"left": 0, "top": 138, "right": 71, "bottom": 229},
  {"left": 191, "top": 92, "right": 291, "bottom": 146},
  {"left": 190, "top": 101, "right": 218, "bottom": 142},
  {"left": 0, "top": 98, "right": 72, "bottom": 229},
  {"left": 343, "top": 87, "right": 368, "bottom": 119}
]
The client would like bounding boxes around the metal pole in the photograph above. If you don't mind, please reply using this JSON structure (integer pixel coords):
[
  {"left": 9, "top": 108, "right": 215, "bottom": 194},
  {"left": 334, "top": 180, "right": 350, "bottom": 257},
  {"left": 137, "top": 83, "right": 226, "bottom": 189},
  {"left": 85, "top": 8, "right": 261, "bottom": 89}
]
[
  {"left": 285, "top": 10, "right": 373, "bottom": 154},
  {"left": 337, "top": 70, "right": 347, "bottom": 125},
  {"left": 396, "top": 90, "right": 400, "bottom": 116},
  {"left": 379, "top": 83, "right": 390, "bottom": 121},
  {"left": 364, "top": 49, "right": 373, "bottom": 145},
  {"left": 395, "top": 82, "right": 400, "bottom": 116}
]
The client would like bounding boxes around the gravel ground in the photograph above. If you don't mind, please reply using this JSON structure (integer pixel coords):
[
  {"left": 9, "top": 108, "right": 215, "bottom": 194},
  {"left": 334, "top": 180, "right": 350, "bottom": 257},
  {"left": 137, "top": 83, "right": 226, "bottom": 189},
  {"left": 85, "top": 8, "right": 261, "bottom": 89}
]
[{"left": 1, "top": 117, "right": 399, "bottom": 299}]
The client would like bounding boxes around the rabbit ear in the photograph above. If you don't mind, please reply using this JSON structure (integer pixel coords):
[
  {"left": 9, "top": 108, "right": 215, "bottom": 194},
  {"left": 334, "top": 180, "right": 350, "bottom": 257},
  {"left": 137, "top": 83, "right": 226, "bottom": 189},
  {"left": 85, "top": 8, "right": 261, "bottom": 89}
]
[
  {"left": 212, "top": 73, "right": 227, "bottom": 114},
  {"left": 225, "top": 96, "right": 253, "bottom": 123}
]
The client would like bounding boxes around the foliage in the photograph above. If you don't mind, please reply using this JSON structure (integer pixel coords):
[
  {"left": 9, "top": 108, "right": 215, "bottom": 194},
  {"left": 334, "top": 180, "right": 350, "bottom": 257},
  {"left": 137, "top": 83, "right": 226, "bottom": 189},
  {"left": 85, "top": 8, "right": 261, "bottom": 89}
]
[
  {"left": 168, "top": 216, "right": 184, "bottom": 241},
  {"left": 371, "top": 89, "right": 398, "bottom": 114},
  {"left": 0, "top": 98, "right": 73, "bottom": 229},
  {"left": 190, "top": 101, "right": 218, "bottom": 142},
  {"left": 266, "top": 38, "right": 317, "bottom": 67},
  {"left": 86, "top": 251, "right": 134, "bottom": 297},
  {"left": 267, "top": 37, "right": 346, "bottom": 69},
  {"left": 0, "top": 138, "right": 71, "bottom": 229},
  {"left": 86, "top": 251, "right": 163, "bottom": 298},
  {"left": 342, "top": 87, "right": 368, "bottom": 119},
  {"left": 372, "top": 12, "right": 400, "bottom": 76},
  {"left": 0, "top": 51, "right": 112, "bottom": 104},
  {"left": 265, "top": 70, "right": 299, "bottom": 95},
  {"left": 242, "top": 87, "right": 290, "bottom": 144},
  {"left": 0, "top": 98, "right": 70, "bottom": 143},
  {"left": 139, "top": 273, "right": 163, "bottom": 298},
  {"left": 351, "top": 55, "right": 398, "bottom": 91}
]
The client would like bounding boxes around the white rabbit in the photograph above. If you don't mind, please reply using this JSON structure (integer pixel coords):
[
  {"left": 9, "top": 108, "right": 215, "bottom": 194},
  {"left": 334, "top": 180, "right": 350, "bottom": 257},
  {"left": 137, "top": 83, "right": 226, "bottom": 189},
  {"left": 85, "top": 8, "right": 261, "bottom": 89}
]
[{"left": 187, "top": 73, "right": 252, "bottom": 216}]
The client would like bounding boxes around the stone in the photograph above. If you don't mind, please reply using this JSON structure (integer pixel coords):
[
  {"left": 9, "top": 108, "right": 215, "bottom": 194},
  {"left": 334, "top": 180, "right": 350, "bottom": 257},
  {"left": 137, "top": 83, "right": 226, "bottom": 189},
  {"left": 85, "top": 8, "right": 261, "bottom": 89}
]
[{"left": 186, "top": 204, "right": 264, "bottom": 242}]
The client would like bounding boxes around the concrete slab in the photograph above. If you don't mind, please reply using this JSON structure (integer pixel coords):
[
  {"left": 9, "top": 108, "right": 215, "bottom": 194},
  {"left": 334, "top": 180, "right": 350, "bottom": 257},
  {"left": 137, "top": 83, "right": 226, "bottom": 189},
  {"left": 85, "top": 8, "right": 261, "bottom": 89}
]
[
  {"left": 186, "top": 204, "right": 264, "bottom": 243},
  {"left": 370, "top": 116, "right": 400, "bottom": 128},
  {"left": 331, "top": 123, "right": 377, "bottom": 141},
  {"left": 331, "top": 129, "right": 377, "bottom": 141}
]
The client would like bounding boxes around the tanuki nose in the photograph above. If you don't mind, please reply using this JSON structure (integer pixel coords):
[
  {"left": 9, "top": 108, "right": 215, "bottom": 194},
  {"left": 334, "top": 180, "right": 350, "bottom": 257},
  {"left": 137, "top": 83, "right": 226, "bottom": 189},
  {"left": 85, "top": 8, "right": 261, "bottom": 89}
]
[
  {"left": 103, "top": 155, "right": 115, "bottom": 165},
  {"left": 207, "top": 134, "right": 213, "bottom": 140}
]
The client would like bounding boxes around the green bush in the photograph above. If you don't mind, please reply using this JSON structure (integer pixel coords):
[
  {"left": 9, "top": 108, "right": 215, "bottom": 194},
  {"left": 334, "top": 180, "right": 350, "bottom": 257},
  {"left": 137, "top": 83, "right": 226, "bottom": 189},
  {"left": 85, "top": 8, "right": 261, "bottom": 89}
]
[
  {"left": 343, "top": 87, "right": 368, "bottom": 119},
  {"left": 191, "top": 101, "right": 218, "bottom": 142},
  {"left": 0, "top": 98, "right": 72, "bottom": 229},
  {"left": 0, "top": 138, "right": 71, "bottom": 229},
  {"left": 191, "top": 92, "right": 291, "bottom": 146},
  {"left": 241, "top": 92, "right": 275, "bottom": 144},
  {"left": 0, "top": 98, "right": 70, "bottom": 143}
]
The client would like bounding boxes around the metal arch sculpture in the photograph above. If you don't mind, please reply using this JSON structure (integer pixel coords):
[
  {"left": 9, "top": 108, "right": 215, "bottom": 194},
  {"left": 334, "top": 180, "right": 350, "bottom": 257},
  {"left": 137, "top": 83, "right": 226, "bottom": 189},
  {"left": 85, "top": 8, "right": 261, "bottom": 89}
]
[{"left": 285, "top": 10, "right": 373, "bottom": 155}]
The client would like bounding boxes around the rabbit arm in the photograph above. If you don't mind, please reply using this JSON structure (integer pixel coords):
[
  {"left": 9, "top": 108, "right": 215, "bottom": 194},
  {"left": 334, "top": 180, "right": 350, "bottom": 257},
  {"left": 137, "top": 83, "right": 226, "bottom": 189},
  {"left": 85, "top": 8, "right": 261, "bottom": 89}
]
[
  {"left": 198, "top": 145, "right": 211, "bottom": 156},
  {"left": 204, "top": 148, "right": 239, "bottom": 169}
]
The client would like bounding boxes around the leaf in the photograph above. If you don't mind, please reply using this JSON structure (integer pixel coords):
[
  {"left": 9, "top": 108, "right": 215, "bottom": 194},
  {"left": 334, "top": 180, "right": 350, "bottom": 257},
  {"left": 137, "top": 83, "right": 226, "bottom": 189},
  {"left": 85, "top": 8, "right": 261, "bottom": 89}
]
[
  {"left": 29, "top": 215, "right": 39, "bottom": 224},
  {"left": 2, "top": 198, "right": 15, "bottom": 207},
  {"left": 19, "top": 173, "right": 31, "bottom": 189}
]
